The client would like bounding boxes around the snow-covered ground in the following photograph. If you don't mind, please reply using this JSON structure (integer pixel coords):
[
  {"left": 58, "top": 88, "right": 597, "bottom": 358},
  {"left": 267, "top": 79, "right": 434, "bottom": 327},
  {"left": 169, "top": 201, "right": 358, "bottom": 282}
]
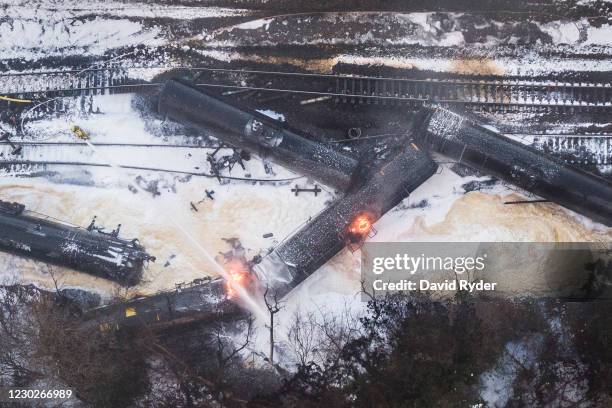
[
  {"left": 209, "top": 12, "right": 612, "bottom": 48},
  {"left": 0, "top": 0, "right": 252, "bottom": 61},
  {"left": 199, "top": 12, "right": 612, "bottom": 74}
]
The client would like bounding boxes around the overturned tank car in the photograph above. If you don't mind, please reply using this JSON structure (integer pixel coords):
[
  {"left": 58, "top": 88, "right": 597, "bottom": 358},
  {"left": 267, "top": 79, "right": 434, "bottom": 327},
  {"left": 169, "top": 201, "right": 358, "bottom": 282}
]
[
  {"left": 0, "top": 200, "right": 154, "bottom": 286},
  {"left": 84, "top": 277, "right": 245, "bottom": 332},
  {"left": 416, "top": 105, "right": 612, "bottom": 227},
  {"left": 158, "top": 79, "right": 360, "bottom": 191}
]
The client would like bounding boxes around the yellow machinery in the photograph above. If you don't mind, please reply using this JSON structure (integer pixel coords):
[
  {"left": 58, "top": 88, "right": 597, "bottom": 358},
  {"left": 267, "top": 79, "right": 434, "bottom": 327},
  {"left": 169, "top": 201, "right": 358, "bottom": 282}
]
[{"left": 70, "top": 124, "right": 89, "bottom": 140}]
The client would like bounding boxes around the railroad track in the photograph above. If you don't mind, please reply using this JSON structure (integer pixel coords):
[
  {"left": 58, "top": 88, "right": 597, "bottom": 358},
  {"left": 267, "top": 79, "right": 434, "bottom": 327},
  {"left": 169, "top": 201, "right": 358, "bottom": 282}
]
[
  {"left": 2, "top": 66, "right": 611, "bottom": 113},
  {"left": 529, "top": 135, "right": 612, "bottom": 165},
  {"left": 0, "top": 134, "right": 609, "bottom": 177},
  {"left": 331, "top": 76, "right": 612, "bottom": 111},
  {"left": 0, "top": 141, "right": 303, "bottom": 182},
  {"left": 0, "top": 143, "right": 209, "bottom": 173},
  {"left": 0, "top": 160, "right": 303, "bottom": 183},
  {"left": 1, "top": 66, "right": 610, "bottom": 166}
]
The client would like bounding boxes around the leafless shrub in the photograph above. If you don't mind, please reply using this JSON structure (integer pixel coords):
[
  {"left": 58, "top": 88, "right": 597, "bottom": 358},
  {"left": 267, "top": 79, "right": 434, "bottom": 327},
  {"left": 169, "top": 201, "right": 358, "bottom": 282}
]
[{"left": 287, "top": 300, "right": 362, "bottom": 368}]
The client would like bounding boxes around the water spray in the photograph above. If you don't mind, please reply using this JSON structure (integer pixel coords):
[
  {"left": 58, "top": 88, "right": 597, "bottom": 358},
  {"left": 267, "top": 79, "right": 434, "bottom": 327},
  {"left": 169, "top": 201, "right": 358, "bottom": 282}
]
[{"left": 80, "top": 134, "right": 269, "bottom": 321}]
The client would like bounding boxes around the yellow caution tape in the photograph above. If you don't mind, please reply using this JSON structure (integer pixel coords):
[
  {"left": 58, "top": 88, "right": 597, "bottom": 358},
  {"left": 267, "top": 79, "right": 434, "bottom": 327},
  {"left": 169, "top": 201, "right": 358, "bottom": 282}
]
[{"left": 0, "top": 95, "right": 32, "bottom": 103}]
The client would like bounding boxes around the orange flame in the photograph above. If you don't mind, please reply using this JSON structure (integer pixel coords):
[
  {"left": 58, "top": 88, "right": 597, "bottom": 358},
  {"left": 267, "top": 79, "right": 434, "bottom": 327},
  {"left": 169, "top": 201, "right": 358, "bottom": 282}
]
[
  {"left": 348, "top": 213, "right": 373, "bottom": 236},
  {"left": 224, "top": 260, "right": 250, "bottom": 298}
]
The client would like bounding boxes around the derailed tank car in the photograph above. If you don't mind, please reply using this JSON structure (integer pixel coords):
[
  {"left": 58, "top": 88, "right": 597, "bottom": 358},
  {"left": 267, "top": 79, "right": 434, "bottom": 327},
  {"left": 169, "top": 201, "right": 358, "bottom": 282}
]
[
  {"left": 158, "top": 79, "right": 360, "bottom": 191},
  {"left": 84, "top": 278, "right": 245, "bottom": 331},
  {"left": 0, "top": 200, "right": 154, "bottom": 286},
  {"left": 253, "top": 144, "right": 438, "bottom": 297},
  {"left": 416, "top": 105, "right": 612, "bottom": 226}
]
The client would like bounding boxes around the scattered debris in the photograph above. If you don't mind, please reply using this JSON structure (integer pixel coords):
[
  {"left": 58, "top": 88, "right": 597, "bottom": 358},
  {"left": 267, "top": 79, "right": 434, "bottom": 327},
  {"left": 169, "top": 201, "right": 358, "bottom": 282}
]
[
  {"left": 291, "top": 184, "right": 322, "bottom": 196},
  {"left": 0, "top": 133, "right": 22, "bottom": 155},
  {"left": 263, "top": 161, "right": 275, "bottom": 175},
  {"left": 163, "top": 254, "right": 176, "bottom": 268},
  {"left": 134, "top": 175, "right": 161, "bottom": 196},
  {"left": 406, "top": 199, "right": 430, "bottom": 209},
  {"left": 222, "top": 237, "right": 242, "bottom": 250},
  {"left": 300, "top": 95, "right": 332, "bottom": 105},
  {"left": 461, "top": 179, "right": 498, "bottom": 192},
  {"left": 206, "top": 145, "right": 249, "bottom": 182}
]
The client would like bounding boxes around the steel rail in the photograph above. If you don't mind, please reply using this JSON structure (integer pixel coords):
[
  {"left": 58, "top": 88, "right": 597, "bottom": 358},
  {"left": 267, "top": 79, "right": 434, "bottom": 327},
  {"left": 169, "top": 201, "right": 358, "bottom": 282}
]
[
  {"left": 2, "top": 141, "right": 218, "bottom": 148},
  {"left": 8, "top": 82, "right": 609, "bottom": 109},
  {"left": 0, "top": 160, "right": 303, "bottom": 182},
  {"left": 2, "top": 65, "right": 610, "bottom": 87}
]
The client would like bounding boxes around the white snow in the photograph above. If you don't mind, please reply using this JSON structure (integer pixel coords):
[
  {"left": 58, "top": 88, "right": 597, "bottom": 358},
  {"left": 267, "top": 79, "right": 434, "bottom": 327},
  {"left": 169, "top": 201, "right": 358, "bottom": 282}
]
[
  {"left": 540, "top": 21, "right": 581, "bottom": 44},
  {"left": 3, "top": 0, "right": 250, "bottom": 20},
  {"left": 0, "top": 17, "right": 163, "bottom": 60},
  {"left": 585, "top": 23, "right": 612, "bottom": 45},
  {"left": 0, "top": 1, "right": 251, "bottom": 60},
  {"left": 334, "top": 53, "right": 612, "bottom": 75},
  {"left": 234, "top": 18, "right": 274, "bottom": 30},
  {"left": 256, "top": 109, "right": 286, "bottom": 122},
  {"left": 479, "top": 336, "right": 543, "bottom": 407},
  {"left": 540, "top": 19, "right": 612, "bottom": 46}
]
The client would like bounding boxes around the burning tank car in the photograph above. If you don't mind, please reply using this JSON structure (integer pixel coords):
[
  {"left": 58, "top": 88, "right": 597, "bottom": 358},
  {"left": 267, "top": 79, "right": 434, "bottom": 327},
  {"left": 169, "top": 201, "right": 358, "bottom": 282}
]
[
  {"left": 84, "top": 277, "right": 245, "bottom": 332},
  {"left": 0, "top": 199, "right": 154, "bottom": 286}
]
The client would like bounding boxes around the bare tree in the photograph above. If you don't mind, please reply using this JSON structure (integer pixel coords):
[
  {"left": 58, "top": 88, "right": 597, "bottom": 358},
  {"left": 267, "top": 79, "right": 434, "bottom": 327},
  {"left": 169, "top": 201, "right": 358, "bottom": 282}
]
[
  {"left": 288, "top": 310, "right": 318, "bottom": 366},
  {"left": 287, "top": 300, "right": 362, "bottom": 369},
  {"left": 263, "top": 285, "right": 283, "bottom": 364},
  {"left": 213, "top": 317, "right": 254, "bottom": 382},
  {"left": 0, "top": 285, "right": 44, "bottom": 386},
  {"left": 139, "top": 315, "right": 258, "bottom": 407}
]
